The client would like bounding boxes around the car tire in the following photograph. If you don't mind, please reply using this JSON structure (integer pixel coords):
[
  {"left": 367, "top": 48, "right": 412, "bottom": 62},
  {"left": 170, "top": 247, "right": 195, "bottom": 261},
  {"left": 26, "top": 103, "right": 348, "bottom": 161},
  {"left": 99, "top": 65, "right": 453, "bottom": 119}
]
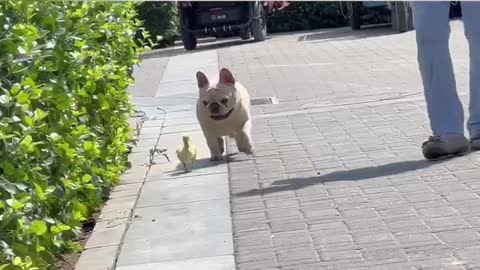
[
  {"left": 240, "top": 28, "right": 251, "bottom": 40},
  {"left": 181, "top": 29, "right": 197, "bottom": 50},
  {"left": 349, "top": 2, "right": 361, "bottom": 30},
  {"left": 251, "top": 3, "right": 267, "bottom": 42}
]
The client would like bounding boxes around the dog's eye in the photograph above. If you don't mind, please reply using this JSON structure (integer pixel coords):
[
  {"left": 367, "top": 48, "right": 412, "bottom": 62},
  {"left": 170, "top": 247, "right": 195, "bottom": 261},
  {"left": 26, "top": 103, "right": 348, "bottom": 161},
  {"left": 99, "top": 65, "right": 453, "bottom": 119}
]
[
  {"left": 203, "top": 101, "right": 208, "bottom": 106},
  {"left": 221, "top": 98, "right": 228, "bottom": 104}
]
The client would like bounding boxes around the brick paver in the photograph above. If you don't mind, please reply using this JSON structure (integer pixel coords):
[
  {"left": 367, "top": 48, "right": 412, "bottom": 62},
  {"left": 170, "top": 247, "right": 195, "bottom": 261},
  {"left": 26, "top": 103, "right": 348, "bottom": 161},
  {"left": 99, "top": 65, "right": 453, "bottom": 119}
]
[{"left": 221, "top": 22, "right": 480, "bottom": 269}]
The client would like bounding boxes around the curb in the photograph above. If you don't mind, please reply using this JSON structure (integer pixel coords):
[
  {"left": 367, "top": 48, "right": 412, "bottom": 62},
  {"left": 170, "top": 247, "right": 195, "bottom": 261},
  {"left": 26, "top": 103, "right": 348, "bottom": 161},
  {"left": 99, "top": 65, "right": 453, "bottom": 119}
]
[{"left": 74, "top": 115, "right": 148, "bottom": 270}]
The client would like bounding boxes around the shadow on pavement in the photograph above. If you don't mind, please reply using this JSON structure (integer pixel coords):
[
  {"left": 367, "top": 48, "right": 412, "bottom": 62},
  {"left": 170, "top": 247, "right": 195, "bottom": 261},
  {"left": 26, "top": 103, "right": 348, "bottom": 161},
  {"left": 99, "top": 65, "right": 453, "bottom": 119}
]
[
  {"left": 171, "top": 157, "right": 227, "bottom": 176},
  {"left": 141, "top": 38, "right": 259, "bottom": 60},
  {"left": 234, "top": 158, "right": 450, "bottom": 197},
  {"left": 298, "top": 24, "right": 399, "bottom": 43}
]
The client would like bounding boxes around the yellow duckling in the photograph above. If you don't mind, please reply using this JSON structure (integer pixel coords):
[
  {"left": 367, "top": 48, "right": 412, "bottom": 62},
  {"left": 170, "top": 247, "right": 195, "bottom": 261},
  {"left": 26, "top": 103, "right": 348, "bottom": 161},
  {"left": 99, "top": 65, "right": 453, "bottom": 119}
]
[{"left": 176, "top": 135, "right": 197, "bottom": 173}]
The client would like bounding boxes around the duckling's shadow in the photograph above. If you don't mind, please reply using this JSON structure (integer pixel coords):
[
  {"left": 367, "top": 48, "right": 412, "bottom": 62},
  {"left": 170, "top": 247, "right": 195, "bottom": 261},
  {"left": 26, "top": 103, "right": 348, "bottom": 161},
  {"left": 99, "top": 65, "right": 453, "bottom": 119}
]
[{"left": 170, "top": 157, "right": 228, "bottom": 176}]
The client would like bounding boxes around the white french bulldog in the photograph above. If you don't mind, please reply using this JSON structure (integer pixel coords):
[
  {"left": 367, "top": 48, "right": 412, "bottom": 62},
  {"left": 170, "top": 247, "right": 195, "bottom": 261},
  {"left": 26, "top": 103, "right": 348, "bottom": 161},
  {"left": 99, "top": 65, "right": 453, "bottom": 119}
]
[{"left": 196, "top": 68, "right": 254, "bottom": 161}]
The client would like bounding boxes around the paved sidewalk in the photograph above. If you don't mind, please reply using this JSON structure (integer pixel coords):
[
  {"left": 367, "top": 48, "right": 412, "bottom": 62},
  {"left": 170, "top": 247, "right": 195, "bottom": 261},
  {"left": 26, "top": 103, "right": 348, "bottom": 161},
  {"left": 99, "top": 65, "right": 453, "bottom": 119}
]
[
  {"left": 222, "top": 22, "right": 480, "bottom": 270},
  {"left": 114, "top": 50, "right": 235, "bottom": 270}
]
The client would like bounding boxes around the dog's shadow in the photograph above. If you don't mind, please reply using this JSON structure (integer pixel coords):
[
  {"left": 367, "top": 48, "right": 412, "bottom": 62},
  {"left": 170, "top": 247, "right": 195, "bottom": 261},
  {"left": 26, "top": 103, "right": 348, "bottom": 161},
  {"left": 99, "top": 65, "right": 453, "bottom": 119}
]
[{"left": 234, "top": 158, "right": 454, "bottom": 197}]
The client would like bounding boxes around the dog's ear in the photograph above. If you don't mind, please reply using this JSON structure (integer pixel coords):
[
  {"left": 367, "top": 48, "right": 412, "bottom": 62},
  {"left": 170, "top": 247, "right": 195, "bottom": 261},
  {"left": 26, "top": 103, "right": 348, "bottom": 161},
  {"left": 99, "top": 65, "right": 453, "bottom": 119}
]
[
  {"left": 196, "top": 71, "right": 209, "bottom": 89},
  {"left": 219, "top": 68, "right": 235, "bottom": 85}
]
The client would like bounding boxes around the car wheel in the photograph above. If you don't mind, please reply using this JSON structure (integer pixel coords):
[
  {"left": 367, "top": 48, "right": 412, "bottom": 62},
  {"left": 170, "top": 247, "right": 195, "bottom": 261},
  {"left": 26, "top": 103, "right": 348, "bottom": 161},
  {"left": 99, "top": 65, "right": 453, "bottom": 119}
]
[
  {"left": 240, "top": 28, "right": 251, "bottom": 40},
  {"left": 348, "top": 2, "right": 361, "bottom": 30},
  {"left": 181, "top": 29, "right": 197, "bottom": 50},
  {"left": 251, "top": 3, "right": 267, "bottom": 42}
]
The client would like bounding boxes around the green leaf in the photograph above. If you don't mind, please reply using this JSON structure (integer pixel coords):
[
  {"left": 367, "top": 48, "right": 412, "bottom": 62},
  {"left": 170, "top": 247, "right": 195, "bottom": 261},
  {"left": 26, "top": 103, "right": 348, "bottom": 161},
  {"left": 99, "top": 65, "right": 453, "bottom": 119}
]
[
  {"left": 17, "top": 46, "right": 26, "bottom": 54},
  {"left": 8, "top": 116, "right": 21, "bottom": 123},
  {"left": 49, "top": 132, "right": 61, "bottom": 141},
  {"left": 73, "top": 210, "right": 85, "bottom": 221},
  {"left": 0, "top": 132, "right": 14, "bottom": 140},
  {"left": 2, "top": 40, "right": 17, "bottom": 54},
  {"left": 51, "top": 224, "right": 71, "bottom": 234},
  {"left": 2, "top": 161, "right": 16, "bottom": 176},
  {"left": 82, "top": 174, "right": 92, "bottom": 183},
  {"left": 16, "top": 91, "right": 30, "bottom": 104},
  {"left": 34, "top": 109, "right": 48, "bottom": 120},
  {"left": 20, "top": 135, "right": 33, "bottom": 147},
  {"left": 84, "top": 141, "right": 94, "bottom": 152},
  {"left": 44, "top": 217, "right": 55, "bottom": 224},
  {"left": 22, "top": 77, "right": 37, "bottom": 88},
  {"left": 29, "top": 220, "right": 48, "bottom": 236},
  {"left": 34, "top": 183, "right": 46, "bottom": 200},
  {"left": 6, "top": 199, "right": 25, "bottom": 210},
  {"left": 85, "top": 184, "right": 96, "bottom": 190},
  {"left": 45, "top": 186, "right": 55, "bottom": 194},
  {"left": 13, "top": 257, "right": 21, "bottom": 266},
  {"left": 24, "top": 115, "right": 34, "bottom": 126},
  {"left": 13, "top": 201, "right": 25, "bottom": 210},
  {"left": 36, "top": 239, "right": 46, "bottom": 252},
  {"left": 0, "top": 94, "right": 12, "bottom": 104},
  {"left": 10, "top": 83, "right": 21, "bottom": 95}
]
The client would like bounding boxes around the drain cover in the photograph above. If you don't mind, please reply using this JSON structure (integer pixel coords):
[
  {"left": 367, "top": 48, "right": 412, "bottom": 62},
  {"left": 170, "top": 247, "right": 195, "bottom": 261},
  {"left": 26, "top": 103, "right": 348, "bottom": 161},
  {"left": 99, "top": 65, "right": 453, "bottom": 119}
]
[{"left": 250, "top": 97, "right": 278, "bottom": 106}]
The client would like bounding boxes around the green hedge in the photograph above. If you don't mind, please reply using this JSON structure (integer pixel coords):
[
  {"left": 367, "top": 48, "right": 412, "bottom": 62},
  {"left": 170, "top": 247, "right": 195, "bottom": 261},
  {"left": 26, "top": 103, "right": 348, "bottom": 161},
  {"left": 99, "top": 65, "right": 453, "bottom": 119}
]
[
  {"left": 0, "top": 1, "right": 142, "bottom": 269},
  {"left": 267, "top": 2, "right": 390, "bottom": 33},
  {"left": 136, "top": 2, "right": 179, "bottom": 48}
]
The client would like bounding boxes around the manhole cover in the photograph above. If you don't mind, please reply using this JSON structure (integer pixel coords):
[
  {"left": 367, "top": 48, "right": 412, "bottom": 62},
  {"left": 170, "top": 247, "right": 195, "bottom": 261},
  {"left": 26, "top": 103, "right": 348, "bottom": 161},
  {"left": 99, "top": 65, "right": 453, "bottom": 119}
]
[{"left": 250, "top": 97, "right": 279, "bottom": 106}]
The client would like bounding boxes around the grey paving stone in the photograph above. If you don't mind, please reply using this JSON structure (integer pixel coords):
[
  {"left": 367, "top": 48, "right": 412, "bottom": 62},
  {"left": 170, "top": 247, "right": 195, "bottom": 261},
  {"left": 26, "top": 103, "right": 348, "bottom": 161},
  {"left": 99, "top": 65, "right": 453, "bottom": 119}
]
[
  {"left": 236, "top": 249, "right": 276, "bottom": 263},
  {"left": 109, "top": 188, "right": 139, "bottom": 199},
  {"left": 362, "top": 247, "right": 408, "bottom": 264},
  {"left": 435, "top": 229, "right": 480, "bottom": 244},
  {"left": 320, "top": 249, "right": 363, "bottom": 262},
  {"left": 236, "top": 260, "right": 278, "bottom": 270},
  {"left": 111, "top": 182, "right": 142, "bottom": 193},
  {"left": 281, "top": 263, "right": 327, "bottom": 270},
  {"left": 124, "top": 209, "right": 231, "bottom": 244},
  {"left": 276, "top": 249, "right": 319, "bottom": 264},
  {"left": 353, "top": 231, "right": 395, "bottom": 245},
  {"left": 97, "top": 208, "right": 131, "bottom": 223},
  {"left": 75, "top": 246, "right": 117, "bottom": 270},
  {"left": 120, "top": 166, "right": 148, "bottom": 184},
  {"left": 117, "top": 231, "right": 233, "bottom": 266},
  {"left": 271, "top": 221, "right": 307, "bottom": 233},
  {"left": 84, "top": 220, "right": 127, "bottom": 249},
  {"left": 344, "top": 218, "right": 386, "bottom": 231},
  {"left": 312, "top": 233, "right": 354, "bottom": 246},
  {"left": 116, "top": 256, "right": 235, "bottom": 270},
  {"left": 394, "top": 232, "right": 440, "bottom": 247},
  {"left": 100, "top": 196, "right": 137, "bottom": 214},
  {"left": 455, "top": 245, "right": 480, "bottom": 261},
  {"left": 415, "top": 206, "right": 457, "bottom": 218},
  {"left": 341, "top": 208, "right": 380, "bottom": 219},
  {"left": 137, "top": 173, "right": 229, "bottom": 207},
  {"left": 423, "top": 216, "right": 471, "bottom": 231},
  {"left": 308, "top": 221, "right": 348, "bottom": 232}
]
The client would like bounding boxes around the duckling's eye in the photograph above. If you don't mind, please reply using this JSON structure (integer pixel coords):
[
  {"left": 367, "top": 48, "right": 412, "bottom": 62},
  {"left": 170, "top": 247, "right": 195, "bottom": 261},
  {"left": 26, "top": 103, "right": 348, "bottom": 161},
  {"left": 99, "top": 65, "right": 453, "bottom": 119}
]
[
  {"left": 221, "top": 98, "right": 228, "bottom": 104},
  {"left": 203, "top": 101, "right": 208, "bottom": 106}
]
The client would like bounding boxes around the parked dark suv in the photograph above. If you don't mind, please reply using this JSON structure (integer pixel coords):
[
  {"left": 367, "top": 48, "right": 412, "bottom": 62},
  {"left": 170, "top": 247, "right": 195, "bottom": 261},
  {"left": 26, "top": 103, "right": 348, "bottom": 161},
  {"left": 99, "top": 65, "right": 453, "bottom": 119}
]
[{"left": 178, "top": 1, "right": 267, "bottom": 50}]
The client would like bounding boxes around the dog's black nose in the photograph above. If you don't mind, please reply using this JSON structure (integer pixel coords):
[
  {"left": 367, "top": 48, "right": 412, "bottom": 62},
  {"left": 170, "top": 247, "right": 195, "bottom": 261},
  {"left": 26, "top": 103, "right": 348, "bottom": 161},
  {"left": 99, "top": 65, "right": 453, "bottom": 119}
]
[{"left": 210, "top": 102, "right": 220, "bottom": 114}]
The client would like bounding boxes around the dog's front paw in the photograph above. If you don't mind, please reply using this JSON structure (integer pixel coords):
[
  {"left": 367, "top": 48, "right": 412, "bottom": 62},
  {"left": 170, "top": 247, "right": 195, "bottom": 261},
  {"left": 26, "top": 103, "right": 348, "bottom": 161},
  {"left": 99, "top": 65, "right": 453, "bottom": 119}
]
[
  {"left": 243, "top": 146, "right": 255, "bottom": 155},
  {"left": 237, "top": 145, "right": 253, "bottom": 155}
]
